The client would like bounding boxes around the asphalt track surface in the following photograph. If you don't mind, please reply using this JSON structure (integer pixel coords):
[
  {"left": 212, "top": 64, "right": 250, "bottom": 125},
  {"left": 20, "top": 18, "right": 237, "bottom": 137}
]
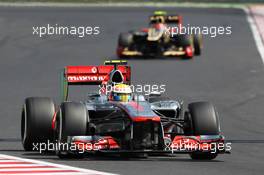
[{"left": 0, "top": 6, "right": 264, "bottom": 175}]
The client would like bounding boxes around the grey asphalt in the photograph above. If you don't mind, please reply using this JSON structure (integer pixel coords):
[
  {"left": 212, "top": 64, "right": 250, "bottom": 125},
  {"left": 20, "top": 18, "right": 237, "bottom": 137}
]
[{"left": 0, "top": 6, "right": 264, "bottom": 175}]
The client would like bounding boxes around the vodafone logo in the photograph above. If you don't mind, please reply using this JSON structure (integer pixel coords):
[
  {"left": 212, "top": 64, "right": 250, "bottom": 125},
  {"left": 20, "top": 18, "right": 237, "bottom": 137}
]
[{"left": 91, "top": 67, "right": 97, "bottom": 73}]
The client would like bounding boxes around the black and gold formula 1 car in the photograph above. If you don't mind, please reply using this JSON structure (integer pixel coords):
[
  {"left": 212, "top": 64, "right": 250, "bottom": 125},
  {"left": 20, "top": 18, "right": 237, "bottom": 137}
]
[{"left": 117, "top": 11, "right": 202, "bottom": 59}]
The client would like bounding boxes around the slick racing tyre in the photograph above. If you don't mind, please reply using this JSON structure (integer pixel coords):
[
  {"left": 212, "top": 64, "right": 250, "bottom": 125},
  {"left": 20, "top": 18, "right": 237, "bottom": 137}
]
[
  {"left": 118, "top": 32, "right": 133, "bottom": 48},
  {"left": 21, "top": 97, "right": 55, "bottom": 151},
  {"left": 56, "top": 102, "right": 88, "bottom": 159},
  {"left": 193, "top": 34, "right": 202, "bottom": 55},
  {"left": 186, "top": 102, "right": 220, "bottom": 160}
]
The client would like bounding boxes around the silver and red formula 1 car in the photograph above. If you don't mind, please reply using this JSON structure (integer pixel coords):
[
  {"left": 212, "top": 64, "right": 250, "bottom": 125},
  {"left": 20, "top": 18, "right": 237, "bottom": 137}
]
[{"left": 21, "top": 60, "right": 229, "bottom": 160}]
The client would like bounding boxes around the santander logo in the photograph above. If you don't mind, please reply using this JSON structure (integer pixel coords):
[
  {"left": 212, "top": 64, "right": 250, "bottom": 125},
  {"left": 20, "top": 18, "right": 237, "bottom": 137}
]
[{"left": 67, "top": 75, "right": 105, "bottom": 82}]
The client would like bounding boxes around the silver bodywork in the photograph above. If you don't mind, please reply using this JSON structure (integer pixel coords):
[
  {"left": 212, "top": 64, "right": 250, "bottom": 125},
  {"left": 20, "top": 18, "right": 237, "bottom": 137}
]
[
  {"left": 85, "top": 93, "right": 182, "bottom": 119},
  {"left": 150, "top": 100, "right": 181, "bottom": 118}
]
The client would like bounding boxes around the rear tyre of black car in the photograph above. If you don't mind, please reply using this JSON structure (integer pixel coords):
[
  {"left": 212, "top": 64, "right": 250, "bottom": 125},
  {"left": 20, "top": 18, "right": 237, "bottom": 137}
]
[
  {"left": 193, "top": 34, "right": 202, "bottom": 55},
  {"left": 186, "top": 102, "right": 220, "bottom": 160},
  {"left": 56, "top": 102, "right": 88, "bottom": 159},
  {"left": 21, "top": 97, "right": 55, "bottom": 151}
]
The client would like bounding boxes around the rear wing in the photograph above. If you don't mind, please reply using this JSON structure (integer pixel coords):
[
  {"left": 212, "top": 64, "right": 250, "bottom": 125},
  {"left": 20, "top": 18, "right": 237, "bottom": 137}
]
[
  {"left": 61, "top": 60, "right": 131, "bottom": 101},
  {"left": 149, "top": 15, "right": 182, "bottom": 24},
  {"left": 166, "top": 15, "right": 182, "bottom": 24}
]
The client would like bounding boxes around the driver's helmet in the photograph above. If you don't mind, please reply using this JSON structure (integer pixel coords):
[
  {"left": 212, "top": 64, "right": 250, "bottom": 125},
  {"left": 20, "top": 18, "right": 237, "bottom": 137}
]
[
  {"left": 150, "top": 16, "right": 165, "bottom": 24},
  {"left": 110, "top": 83, "right": 132, "bottom": 102},
  {"left": 147, "top": 23, "right": 167, "bottom": 41}
]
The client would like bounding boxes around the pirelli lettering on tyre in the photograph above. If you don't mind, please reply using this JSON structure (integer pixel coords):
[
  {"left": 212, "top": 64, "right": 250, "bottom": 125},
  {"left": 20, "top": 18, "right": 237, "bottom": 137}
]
[{"left": 67, "top": 75, "right": 105, "bottom": 82}]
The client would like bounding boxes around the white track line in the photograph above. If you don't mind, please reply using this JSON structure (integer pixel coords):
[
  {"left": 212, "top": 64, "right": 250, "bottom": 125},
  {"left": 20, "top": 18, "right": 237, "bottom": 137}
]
[
  {"left": 0, "top": 160, "right": 25, "bottom": 162},
  {"left": 0, "top": 2, "right": 244, "bottom": 8},
  {"left": 244, "top": 7, "right": 264, "bottom": 64},
  {"left": 0, "top": 154, "right": 117, "bottom": 175}
]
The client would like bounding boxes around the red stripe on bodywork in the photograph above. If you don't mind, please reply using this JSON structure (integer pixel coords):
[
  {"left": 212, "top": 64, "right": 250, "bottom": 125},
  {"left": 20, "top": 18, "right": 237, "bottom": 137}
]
[
  {"left": 132, "top": 116, "right": 160, "bottom": 122},
  {"left": 51, "top": 110, "right": 58, "bottom": 130}
]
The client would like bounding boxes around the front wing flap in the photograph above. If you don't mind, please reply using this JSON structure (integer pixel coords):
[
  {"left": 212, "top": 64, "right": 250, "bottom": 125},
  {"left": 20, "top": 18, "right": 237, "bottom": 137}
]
[{"left": 64, "top": 135, "right": 230, "bottom": 154}]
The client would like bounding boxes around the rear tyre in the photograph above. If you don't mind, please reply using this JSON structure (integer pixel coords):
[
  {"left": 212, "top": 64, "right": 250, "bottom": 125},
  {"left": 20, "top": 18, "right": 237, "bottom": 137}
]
[
  {"left": 187, "top": 102, "right": 220, "bottom": 160},
  {"left": 193, "top": 34, "right": 202, "bottom": 55},
  {"left": 21, "top": 97, "right": 55, "bottom": 151},
  {"left": 56, "top": 102, "right": 88, "bottom": 159}
]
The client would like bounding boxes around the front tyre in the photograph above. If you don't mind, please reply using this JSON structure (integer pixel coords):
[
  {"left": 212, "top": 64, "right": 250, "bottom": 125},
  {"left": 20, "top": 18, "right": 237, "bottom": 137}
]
[
  {"left": 117, "top": 32, "right": 134, "bottom": 58},
  {"left": 187, "top": 102, "right": 220, "bottom": 160},
  {"left": 118, "top": 32, "right": 134, "bottom": 48},
  {"left": 193, "top": 34, "right": 202, "bottom": 55},
  {"left": 56, "top": 102, "right": 88, "bottom": 159}
]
